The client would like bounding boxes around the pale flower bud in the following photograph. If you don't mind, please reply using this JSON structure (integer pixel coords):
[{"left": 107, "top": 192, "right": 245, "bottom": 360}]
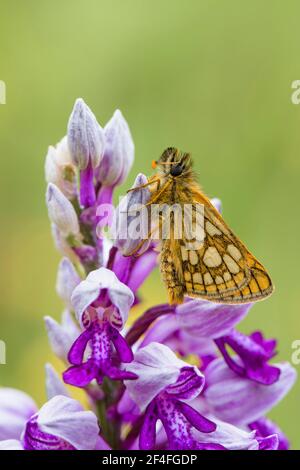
[
  {"left": 45, "top": 136, "right": 76, "bottom": 199},
  {"left": 46, "top": 183, "right": 80, "bottom": 236},
  {"left": 96, "top": 109, "right": 134, "bottom": 187},
  {"left": 67, "top": 98, "right": 104, "bottom": 170},
  {"left": 56, "top": 257, "right": 81, "bottom": 307}
]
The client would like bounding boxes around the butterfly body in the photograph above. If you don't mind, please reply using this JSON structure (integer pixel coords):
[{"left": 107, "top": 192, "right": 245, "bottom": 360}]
[{"left": 131, "top": 147, "right": 274, "bottom": 305}]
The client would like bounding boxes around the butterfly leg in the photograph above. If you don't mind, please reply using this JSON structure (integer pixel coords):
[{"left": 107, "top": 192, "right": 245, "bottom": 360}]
[{"left": 127, "top": 178, "right": 161, "bottom": 193}]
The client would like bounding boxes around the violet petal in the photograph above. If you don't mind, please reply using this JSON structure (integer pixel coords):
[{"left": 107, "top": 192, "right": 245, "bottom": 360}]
[{"left": 139, "top": 401, "right": 158, "bottom": 450}]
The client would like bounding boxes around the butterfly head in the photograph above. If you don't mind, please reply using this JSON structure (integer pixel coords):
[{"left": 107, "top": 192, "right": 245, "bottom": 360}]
[{"left": 152, "top": 147, "right": 192, "bottom": 177}]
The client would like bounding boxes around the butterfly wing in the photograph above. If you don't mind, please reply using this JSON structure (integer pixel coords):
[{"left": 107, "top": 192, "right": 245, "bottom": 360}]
[{"left": 174, "top": 189, "right": 274, "bottom": 304}]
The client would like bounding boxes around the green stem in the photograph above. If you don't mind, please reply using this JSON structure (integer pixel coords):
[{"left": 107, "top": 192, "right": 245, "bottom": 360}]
[{"left": 96, "top": 378, "right": 121, "bottom": 449}]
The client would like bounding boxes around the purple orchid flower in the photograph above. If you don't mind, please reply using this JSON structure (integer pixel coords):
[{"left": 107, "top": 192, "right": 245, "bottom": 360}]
[
  {"left": 124, "top": 343, "right": 224, "bottom": 450},
  {"left": 0, "top": 388, "right": 108, "bottom": 450},
  {"left": 123, "top": 343, "right": 278, "bottom": 450},
  {"left": 63, "top": 267, "right": 137, "bottom": 387}
]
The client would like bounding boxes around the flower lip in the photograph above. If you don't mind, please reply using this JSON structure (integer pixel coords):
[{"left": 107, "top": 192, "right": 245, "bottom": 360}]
[{"left": 63, "top": 319, "right": 137, "bottom": 387}]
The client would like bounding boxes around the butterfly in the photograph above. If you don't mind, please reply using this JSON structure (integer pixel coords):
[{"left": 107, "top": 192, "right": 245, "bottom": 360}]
[{"left": 127, "top": 147, "right": 274, "bottom": 305}]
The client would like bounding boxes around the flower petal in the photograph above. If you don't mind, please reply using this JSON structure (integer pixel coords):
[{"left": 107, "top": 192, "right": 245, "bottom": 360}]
[
  {"left": 0, "top": 388, "right": 37, "bottom": 441},
  {"left": 110, "top": 327, "right": 134, "bottom": 363},
  {"left": 249, "top": 417, "right": 289, "bottom": 450},
  {"left": 67, "top": 327, "right": 92, "bottom": 365},
  {"left": 176, "top": 300, "right": 252, "bottom": 339},
  {"left": 216, "top": 330, "right": 280, "bottom": 385},
  {"left": 46, "top": 183, "right": 79, "bottom": 236},
  {"left": 45, "top": 363, "right": 70, "bottom": 400},
  {"left": 0, "top": 439, "right": 24, "bottom": 450},
  {"left": 44, "top": 315, "right": 75, "bottom": 363},
  {"left": 63, "top": 361, "right": 97, "bottom": 388},
  {"left": 205, "top": 359, "right": 297, "bottom": 425},
  {"left": 176, "top": 401, "right": 216, "bottom": 433},
  {"left": 166, "top": 366, "right": 205, "bottom": 400},
  {"left": 37, "top": 396, "right": 99, "bottom": 450},
  {"left": 71, "top": 267, "right": 134, "bottom": 328},
  {"left": 127, "top": 249, "right": 158, "bottom": 293},
  {"left": 67, "top": 98, "right": 104, "bottom": 170},
  {"left": 56, "top": 258, "right": 81, "bottom": 307},
  {"left": 112, "top": 173, "right": 151, "bottom": 256},
  {"left": 124, "top": 343, "right": 202, "bottom": 411},
  {"left": 193, "top": 418, "right": 259, "bottom": 450},
  {"left": 96, "top": 109, "right": 134, "bottom": 187},
  {"left": 139, "top": 401, "right": 158, "bottom": 450},
  {"left": 210, "top": 198, "right": 222, "bottom": 213},
  {"left": 257, "top": 434, "right": 279, "bottom": 450}
]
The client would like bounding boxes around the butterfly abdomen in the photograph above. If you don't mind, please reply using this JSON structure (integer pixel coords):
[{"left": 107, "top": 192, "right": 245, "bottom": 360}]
[{"left": 160, "top": 239, "right": 185, "bottom": 304}]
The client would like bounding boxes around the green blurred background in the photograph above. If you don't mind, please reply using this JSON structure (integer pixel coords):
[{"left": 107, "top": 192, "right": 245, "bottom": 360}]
[{"left": 1, "top": 0, "right": 300, "bottom": 447}]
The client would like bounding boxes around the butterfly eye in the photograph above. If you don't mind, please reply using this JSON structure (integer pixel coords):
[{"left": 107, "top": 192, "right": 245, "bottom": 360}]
[
  {"left": 170, "top": 164, "right": 183, "bottom": 176},
  {"left": 152, "top": 160, "right": 158, "bottom": 169}
]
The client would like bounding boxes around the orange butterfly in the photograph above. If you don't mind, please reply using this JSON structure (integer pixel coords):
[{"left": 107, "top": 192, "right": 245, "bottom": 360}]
[{"left": 127, "top": 147, "right": 274, "bottom": 305}]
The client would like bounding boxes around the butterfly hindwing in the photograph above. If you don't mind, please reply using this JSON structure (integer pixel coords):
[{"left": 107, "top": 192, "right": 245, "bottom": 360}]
[{"left": 176, "top": 194, "right": 273, "bottom": 304}]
